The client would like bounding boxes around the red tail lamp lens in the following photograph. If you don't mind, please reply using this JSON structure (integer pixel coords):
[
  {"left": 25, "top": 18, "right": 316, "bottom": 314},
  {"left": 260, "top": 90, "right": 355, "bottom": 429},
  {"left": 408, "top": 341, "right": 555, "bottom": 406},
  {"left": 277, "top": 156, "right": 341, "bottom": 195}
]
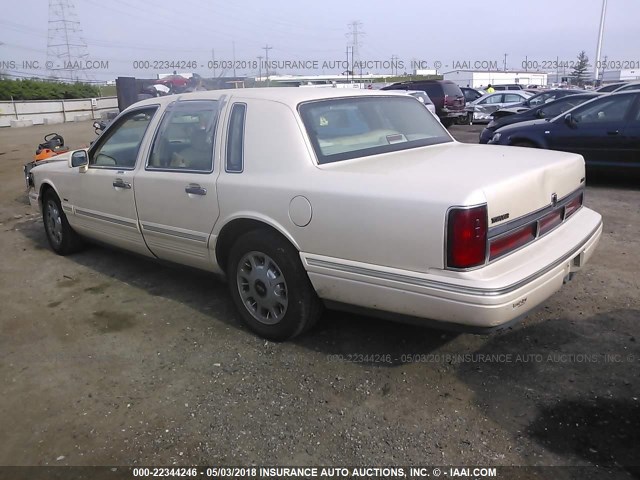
[
  {"left": 447, "top": 206, "right": 488, "bottom": 269},
  {"left": 489, "top": 224, "right": 537, "bottom": 261},
  {"left": 539, "top": 209, "right": 563, "bottom": 236},
  {"left": 565, "top": 193, "right": 583, "bottom": 218}
]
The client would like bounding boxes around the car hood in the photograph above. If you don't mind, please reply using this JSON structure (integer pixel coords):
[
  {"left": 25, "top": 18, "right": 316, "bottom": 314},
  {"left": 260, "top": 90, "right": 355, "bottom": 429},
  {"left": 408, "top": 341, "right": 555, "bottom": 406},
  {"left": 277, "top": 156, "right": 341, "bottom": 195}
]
[{"left": 494, "top": 118, "right": 550, "bottom": 133}]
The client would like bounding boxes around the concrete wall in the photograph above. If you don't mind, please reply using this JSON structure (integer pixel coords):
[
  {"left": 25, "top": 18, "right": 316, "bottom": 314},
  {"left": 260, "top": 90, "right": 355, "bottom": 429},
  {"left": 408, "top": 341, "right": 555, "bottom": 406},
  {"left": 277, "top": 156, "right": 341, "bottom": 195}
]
[{"left": 0, "top": 97, "right": 119, "bottom": 128}]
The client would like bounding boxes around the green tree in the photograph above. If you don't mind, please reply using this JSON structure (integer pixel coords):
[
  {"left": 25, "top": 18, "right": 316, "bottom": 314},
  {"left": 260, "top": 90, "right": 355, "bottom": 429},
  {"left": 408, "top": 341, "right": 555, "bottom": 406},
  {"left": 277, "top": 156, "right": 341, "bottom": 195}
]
[{"left": 571, "top": 51, "right": 590, "bottom": 87}]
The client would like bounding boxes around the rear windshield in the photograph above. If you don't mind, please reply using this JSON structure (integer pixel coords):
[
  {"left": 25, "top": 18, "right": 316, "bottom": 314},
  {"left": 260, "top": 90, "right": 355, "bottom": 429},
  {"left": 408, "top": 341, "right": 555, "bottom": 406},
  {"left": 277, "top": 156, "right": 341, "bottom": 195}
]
[
  {"left": 442, "top": 83, "right": 462, "bottom": 97},
  {"left": 299, "top": 96, "right": 452, "bottom": 164}
]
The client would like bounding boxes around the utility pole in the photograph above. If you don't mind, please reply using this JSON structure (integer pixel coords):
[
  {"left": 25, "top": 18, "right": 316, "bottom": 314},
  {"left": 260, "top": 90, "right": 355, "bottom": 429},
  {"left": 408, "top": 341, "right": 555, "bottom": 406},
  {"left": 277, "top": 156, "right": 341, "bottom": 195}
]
[
  {"left": 593, "top": 0, "right": 608, "bottom": 85},
  {"left": 345, "top": 46, "right": 352, "bottom": 82},
  {"left": 211, "top": 48, "right": 216, "bottom": 78},
  {"left": 263, "top": 45, "right": 272, "bottom": 86},
  {"left": 503, "top": 53, "right": 508, "bottom": 72},
  {"left": 257, "top": 55, "right": 263, "bottom": 83},
  {"left": 232, "top": 41, "right": 236, "bottom": 77}
]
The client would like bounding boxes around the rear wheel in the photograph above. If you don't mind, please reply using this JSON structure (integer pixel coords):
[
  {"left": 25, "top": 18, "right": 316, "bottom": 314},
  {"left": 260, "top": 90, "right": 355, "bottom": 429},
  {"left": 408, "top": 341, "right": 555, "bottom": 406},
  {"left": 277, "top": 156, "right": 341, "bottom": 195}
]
[
  {"left": 456, "top": 113, "right": 471, "bottom": 125},
  {"left": 227, "top": 229, "right": 322, "bottom": 341},
  {"left": 42, "top": 190, "right": 84, "bottom": 255},
  {"left": 441, "top": 118, "right": 454, "bottom": 128}
]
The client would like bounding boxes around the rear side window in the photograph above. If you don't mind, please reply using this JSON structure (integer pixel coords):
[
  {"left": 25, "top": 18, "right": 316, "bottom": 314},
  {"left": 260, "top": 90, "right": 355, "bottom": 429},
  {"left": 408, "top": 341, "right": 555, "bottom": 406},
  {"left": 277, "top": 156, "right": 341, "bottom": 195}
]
[
  {"left": 505, "top": 94, "right": 524, "bottom": 103},
  {"left": 226, "top": 103, "right": 246, "bottom": 173}
]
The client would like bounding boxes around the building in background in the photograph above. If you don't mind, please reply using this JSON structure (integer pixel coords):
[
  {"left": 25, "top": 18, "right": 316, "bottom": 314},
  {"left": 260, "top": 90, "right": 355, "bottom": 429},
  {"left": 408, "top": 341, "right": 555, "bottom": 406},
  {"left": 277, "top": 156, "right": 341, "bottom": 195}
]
[
  {"left": 443, "top": 70, "right": 547, "bottom": 88},
  {"left": 600, "top": 69, "right": 640, "bottom": 83}
]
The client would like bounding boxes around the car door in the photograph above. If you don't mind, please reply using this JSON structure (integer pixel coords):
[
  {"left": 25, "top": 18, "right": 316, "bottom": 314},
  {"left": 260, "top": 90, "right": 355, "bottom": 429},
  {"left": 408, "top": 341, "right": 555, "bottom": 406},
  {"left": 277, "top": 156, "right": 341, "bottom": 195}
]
[
  {"left": 546, "top": 93, "right": 637, "bottom": 165},
  {"left": 134, "top": 99, "right": 222, "bottom": 270},
  {"left": 619, "top": 94, "right": 640, "bottom": 168},
  {"left": 71, "top": 106, "right": 158, "bottom": 256},
  {"left": 474, "top": 94, "right": 504, "bottom": 118}
]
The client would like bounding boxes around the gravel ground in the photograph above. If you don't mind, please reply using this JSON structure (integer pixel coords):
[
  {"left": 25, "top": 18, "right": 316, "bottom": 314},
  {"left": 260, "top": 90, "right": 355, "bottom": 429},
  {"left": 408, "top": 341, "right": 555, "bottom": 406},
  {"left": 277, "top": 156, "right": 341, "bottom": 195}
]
[{"left": 0, "top": 121, "right": 638, "bottom": 478}]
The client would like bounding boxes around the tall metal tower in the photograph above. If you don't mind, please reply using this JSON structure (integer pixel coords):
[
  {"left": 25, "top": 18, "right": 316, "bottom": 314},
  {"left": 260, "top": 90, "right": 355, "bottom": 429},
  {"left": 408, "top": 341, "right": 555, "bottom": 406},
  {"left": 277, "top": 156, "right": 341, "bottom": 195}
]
[
  {"left": 46, "top": 0, "right": 92, "bottom": 82},
  {"left": 346, "top": 21, "right": 365, "bottom": 76}
]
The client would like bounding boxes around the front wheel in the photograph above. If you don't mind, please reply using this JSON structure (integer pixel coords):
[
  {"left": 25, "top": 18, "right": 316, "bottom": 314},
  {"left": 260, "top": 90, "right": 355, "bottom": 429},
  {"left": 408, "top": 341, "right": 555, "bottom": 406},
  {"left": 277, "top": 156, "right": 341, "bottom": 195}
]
[
  {"left": 227, "top": 229, "right": 323, "bottom": 341},
  {"left": 42, "top": 190, "right": 84, "bottom": 255}
]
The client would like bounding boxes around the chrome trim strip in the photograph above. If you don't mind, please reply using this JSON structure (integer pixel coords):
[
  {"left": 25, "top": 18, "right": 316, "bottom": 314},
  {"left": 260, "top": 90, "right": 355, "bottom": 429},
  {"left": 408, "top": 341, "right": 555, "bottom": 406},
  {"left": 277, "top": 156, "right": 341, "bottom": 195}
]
[
  {"left": 307, "top": 220, "right": 601, "bottom": 298},
  {"left": 75, "top": 208, "right": 138, "bottom": 228},
  {"left": 141, "top": 223, "right": 208, "bottom": 243}
]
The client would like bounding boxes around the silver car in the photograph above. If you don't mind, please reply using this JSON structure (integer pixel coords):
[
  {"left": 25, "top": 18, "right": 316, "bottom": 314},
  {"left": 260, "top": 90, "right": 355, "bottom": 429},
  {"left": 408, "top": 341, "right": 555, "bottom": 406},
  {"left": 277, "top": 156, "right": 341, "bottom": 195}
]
[
  {"left": 406, "top": 90, "right": 438, "bottom": 118},
  {"left": 465, "top": 91, "right": 532, "bottom": 123}
]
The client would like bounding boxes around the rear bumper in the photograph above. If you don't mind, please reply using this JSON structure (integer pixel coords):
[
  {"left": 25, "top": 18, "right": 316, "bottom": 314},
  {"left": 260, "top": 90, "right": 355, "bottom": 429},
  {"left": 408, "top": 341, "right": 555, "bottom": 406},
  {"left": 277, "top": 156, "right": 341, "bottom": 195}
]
[
  {"left": 441, "top": 108, "right": 466, "bottom": 118},
  {"left": 302, "top": 207, "right": 602, "bottom": 330}
]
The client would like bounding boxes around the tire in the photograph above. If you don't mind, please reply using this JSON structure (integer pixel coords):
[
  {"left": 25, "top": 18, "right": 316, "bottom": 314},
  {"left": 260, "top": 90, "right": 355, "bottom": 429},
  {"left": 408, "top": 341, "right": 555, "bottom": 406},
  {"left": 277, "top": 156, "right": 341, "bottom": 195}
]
[
  {"left": 42, "top": 190, "right": 84, "bottom": 255},
  {"left": 227, "top": 229, "right": 323, "bottom": 341},
  {"left": 456, "top": 113, "right": 471, "bottom": 125},
  {"left": 511, "top": 140, "right": 538, "bottom": 148},
  {"left": 441, "top": 118, "right": 454, "bottom": 128}
]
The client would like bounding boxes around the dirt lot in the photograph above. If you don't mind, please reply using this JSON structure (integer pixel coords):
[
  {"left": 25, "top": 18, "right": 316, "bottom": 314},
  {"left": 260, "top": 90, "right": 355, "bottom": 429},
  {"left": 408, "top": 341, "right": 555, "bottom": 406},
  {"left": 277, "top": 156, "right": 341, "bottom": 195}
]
[{"left": 1, "top": 121, "right": 639, "bottom": 477}]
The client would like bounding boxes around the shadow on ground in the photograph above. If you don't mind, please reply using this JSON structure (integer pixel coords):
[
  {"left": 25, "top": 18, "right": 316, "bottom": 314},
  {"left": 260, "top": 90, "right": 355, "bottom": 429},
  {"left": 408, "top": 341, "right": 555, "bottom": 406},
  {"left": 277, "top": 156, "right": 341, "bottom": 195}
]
[
  {"left": 18, "top": 219, "right": 456, "bottom": 365},
  {"left": 457, "top": 309, "right": 640, "bottom": 472}
]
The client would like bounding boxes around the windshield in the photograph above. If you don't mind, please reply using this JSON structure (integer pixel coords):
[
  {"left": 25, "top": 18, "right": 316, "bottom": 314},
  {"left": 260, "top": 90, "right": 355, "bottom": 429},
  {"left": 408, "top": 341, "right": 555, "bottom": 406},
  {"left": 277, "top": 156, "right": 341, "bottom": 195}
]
[{"left": 299, "top": 96, "right": 452, "bottom": 164}]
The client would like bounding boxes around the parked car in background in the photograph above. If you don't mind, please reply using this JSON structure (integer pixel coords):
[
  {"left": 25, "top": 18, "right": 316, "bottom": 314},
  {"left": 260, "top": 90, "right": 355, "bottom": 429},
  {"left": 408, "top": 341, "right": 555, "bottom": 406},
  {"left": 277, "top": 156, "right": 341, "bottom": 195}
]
[
  {"left": 465, "top": 91, "right": 532, "bottom": 123},
  {"left": 488, "top": 90, "right": 640, "bottom": 169},
  {"left": 491, "top": 89, "right": 589, "bottom": 119},
  {"left": 382, "top": 80, "right": 466, "bottom": 127},
  {"left": 493, "top": 84, "right": 525, "bottom": 91},
  {"left": 406, "top": 90, "right": 438, "bottom": 118},
  {"left": 479, "top": 93, "right": 601, "bottom": 144},
  {"left": 595, "top": 82, "right": 628, "bottom": 93},
  {"left": 26, "top": 88, "right": 602, "bottom": 340},
  {"left": 461, "top": 87, "right": 485, "bottom": 103},
  {"left": 612, "top": 81, "right": 640, "bottom": 93}
]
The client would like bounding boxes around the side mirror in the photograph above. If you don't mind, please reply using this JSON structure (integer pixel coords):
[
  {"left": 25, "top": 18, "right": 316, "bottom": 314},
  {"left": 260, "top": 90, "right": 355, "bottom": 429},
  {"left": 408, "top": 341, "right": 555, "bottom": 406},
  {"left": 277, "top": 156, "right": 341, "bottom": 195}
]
[
  {"left": 71, "top": 150, "right": 88, "bottom": 168},
  {"left": 92, "top": 121, "right": 101, "bottom": 130},
  {"left": 536, "top": 109, "right": 546, "bottom": 119},
  {"left": 564, "top": 113, "right": 577, "bottom": 128}
]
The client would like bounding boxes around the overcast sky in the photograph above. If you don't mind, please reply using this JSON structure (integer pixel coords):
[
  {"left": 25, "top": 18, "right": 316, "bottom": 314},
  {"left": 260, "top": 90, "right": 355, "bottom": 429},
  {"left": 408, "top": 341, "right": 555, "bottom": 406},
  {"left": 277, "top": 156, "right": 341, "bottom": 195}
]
[{"left": 1, "top": 0, "right": 639, "bottom": 81}]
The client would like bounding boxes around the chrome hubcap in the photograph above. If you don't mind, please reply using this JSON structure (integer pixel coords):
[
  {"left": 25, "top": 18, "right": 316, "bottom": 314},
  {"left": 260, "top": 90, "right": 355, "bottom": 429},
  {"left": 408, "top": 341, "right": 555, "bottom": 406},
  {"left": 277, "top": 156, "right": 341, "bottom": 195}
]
[
  {"left": 236, "top": 251, "right": 288, "bottom": 325},
  {"left": 45, "top": 200, "right": 63, "bottom": 246}
]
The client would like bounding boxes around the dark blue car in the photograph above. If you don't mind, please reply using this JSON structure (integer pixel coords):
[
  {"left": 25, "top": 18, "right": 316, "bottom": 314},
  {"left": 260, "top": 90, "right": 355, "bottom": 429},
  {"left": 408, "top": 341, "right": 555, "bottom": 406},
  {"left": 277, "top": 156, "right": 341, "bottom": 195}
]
[
  {"left": 487, "top": 91, "right": 640, "bottom": 169},
  {"left": 479, "top": 93, "right": 601, "bottom": 144}
]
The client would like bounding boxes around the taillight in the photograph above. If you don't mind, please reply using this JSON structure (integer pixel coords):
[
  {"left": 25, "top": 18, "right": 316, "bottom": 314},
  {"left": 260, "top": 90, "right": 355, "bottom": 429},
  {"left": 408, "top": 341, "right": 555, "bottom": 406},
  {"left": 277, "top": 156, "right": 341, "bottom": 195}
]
[
  {"left": 489, "top": 224, "right": 536, "bottom": 261},
  {"left": 446, "top": 205, "right": 488, "bottom": 269},
  {"left": 564, "top": 192, "right": 583, "bottom": 218},
  {"left": 539, "top": 209, "right": 563, "bottom": 236}
]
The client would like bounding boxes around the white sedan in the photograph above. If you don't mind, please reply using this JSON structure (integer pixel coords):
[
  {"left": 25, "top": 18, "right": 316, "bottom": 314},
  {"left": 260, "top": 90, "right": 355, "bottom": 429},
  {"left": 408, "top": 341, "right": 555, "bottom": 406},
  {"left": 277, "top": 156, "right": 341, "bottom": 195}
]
[{"left": 27, "top": 88, "right": 602, "bottom": 340}]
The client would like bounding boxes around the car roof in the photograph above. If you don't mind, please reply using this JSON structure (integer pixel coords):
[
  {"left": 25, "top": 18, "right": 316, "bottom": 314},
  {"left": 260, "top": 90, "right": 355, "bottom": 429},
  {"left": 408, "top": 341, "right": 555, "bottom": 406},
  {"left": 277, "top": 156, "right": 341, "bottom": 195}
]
[{"left": 128, "top": 87, "right": 412, "bottom": 111}]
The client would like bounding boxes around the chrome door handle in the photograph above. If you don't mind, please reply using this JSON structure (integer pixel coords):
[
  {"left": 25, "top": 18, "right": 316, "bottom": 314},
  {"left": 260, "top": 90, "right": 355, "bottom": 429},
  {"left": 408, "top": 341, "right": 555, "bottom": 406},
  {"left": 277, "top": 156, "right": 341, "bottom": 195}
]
[
  {"left": 607, "top": 130, "right": 619, "bottom": 135},
  {"left": 185, "top": 184, "right": 207, "bottom": 196},
  {"left": 113, "top": 178, "right": 131, "bottom": 189}
]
